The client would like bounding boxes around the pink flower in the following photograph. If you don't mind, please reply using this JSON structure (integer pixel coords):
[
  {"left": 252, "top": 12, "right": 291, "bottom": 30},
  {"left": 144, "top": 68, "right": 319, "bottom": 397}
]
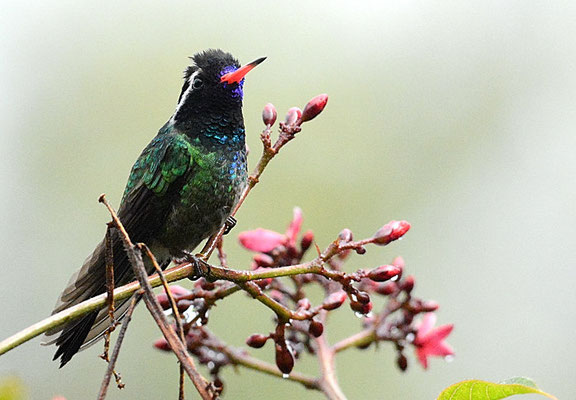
[
  {"left": 238, "top": 228, "right": 285, "bottom": 252},
  {"left": 238, "top": 207, "right": 303, "bottom": 252},
  {"left": 413, "top": 313, "right": 454, "bottom": 369}
]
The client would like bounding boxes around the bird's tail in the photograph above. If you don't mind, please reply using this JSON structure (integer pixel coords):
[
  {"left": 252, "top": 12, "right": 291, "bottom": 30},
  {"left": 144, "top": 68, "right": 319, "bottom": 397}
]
[{"left": 44, "top": 232, "right": 139, "bottom": 367}]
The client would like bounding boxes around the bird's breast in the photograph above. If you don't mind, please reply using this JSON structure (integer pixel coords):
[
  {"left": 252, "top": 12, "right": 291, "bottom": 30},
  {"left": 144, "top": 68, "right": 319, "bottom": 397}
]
[{"left": 158, "top": 145, "right": 247, "bottom": 254}]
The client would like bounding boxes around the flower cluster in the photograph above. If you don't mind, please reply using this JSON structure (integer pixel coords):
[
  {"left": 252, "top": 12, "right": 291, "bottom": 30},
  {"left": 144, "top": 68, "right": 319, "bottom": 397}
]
[{"left": 153, "top": 208, "right": 453, "bottom": 391}]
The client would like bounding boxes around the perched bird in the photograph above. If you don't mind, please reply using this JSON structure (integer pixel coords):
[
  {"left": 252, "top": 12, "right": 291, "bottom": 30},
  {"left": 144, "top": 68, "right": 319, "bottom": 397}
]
[{"left": 44, "top": 49, "right": 265, "bottom": 367}]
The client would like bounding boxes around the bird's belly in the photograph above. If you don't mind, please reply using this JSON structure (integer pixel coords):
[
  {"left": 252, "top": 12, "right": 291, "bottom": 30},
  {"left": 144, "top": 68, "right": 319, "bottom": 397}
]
[{"left": 158, "top": 165, "right": 246, "bottom": 255}]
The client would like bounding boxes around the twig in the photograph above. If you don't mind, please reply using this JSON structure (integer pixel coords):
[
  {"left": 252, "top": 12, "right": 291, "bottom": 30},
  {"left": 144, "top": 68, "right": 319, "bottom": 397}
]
[
  {"left": 140, "top": 243, "right": 186, "bottom": 400},
  {"left": 97, "top": 292, "right": 141, "bottom": 399},
  {"left": 99, "top": 225, "right": 120, "bottom": 383},
  {"left": 225, "top": 347, "right": 319, "bottom": 390},
  {"left": 315, "top": 311, "right": 347, "bottom": 400},
  {"left": 99, "top": 195, "right": 214, "bottom": 400}
]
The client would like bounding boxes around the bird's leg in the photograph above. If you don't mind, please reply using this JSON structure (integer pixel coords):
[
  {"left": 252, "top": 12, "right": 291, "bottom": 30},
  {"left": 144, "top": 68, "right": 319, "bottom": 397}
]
[
  {"left": 176, "top": 251, "right": 213, "bottom": 281},
  {"left": 223, "top": 216, "right": 237, "bottom": 235}
]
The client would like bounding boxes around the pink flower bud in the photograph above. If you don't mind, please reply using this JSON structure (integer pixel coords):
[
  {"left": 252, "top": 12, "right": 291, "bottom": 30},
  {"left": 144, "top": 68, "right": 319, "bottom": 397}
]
[
  {"left": 397, "top": 354, "right": 408, "bottom": 371},
  {"left": 301, "top": 94, "right": 328, "bottom": 122},
  {"left": 338, "top": 228, "right": 353, "bottom": 243},
  {"left": 421, "top": 300, "right": 439, "bottom": 312},
  {"left": 308, "top": 320, "right": 324, "bottom": 337},
  {"left": 253, "top": 253, "right": 275, "bottom": 268},
  {"left": 373, "top": 221, "right": 411, "bottom": 246},
  {"left": 275, "top": 343, "right": 295, "bottom": 374},
  {"left": 401, "top": 275, "right": 415, "bottom": 293},
  {"left": 284, "top": 107, "right": 302, "bottom": 126},
  {"left": 366, "top": 265, "right": 402, "bottom": 282},
  {"left": 176, "top": 299, "right": 193, "bottom": 313},
  {"left": 356, "top": 291, "right": 371, "bottom": 304},
  {"left": 391, "top": 256, "right": 405, "bottom": 269},
  {"left": 156, "top": 293, "right": 170, "bottom": 310},
  {"left": 246, "top": 334, "right": 269, "bottom": 348},
  {"left": 262, "top": 103, "right": 277, "bottom": 126},
  {"left": 323, "top": 291, "right": 347, "bottom": 310},
  {"left": 300, "top": 230, "right": 314, "bottom": 252},
  {"left": 297, "top": 298, "right": 311, "bottom": 310},
  {"left": 285, "top": 207, "right": 303, "bottom": 247},
  {"left": 153, "top": 338, "right": 171, "bottom": 351},
  {"left": 376, "top": 281, "right": 397, "bottom": 295},
  {"left": 238, "top": 228, "right": 286, "bottom": 252},
  {"left": 350, "top": 300, "right": 373, "bottom": 315}
]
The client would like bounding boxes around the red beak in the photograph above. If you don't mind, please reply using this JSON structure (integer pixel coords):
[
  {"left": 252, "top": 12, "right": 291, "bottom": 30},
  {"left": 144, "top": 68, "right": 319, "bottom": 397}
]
[{"left": 220, "top": 57, "right": 266, "bottom": 84}]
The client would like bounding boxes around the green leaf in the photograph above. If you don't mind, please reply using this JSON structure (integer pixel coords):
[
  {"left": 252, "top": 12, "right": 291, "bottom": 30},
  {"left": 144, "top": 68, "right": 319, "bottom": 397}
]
[
  {"left": 0, "top": 377, "right": 25, "bottom": 400},
  {"left": 437, "top": 377, "right": 557, "bottom": 400}
]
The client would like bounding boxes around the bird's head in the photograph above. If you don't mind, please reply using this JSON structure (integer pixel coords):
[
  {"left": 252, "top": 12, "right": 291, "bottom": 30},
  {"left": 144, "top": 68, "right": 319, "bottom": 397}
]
[{"left": 173, "top": 49, "right": 265, "bottom": 123}]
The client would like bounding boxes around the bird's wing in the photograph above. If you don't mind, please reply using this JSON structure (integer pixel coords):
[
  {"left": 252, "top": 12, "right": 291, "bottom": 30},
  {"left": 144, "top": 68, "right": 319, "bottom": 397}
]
[
  {"left": 118, "top": 132, "right": 193, "bottom": 242},
  {"left": 45, "top": 132, "right": 193, "bottom": 366}
]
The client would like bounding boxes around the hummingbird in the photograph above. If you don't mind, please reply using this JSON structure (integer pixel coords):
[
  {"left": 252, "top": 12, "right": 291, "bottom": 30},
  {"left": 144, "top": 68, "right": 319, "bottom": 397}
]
[{"left": 44, "top": 49, "right": 265, "bottom": 367}]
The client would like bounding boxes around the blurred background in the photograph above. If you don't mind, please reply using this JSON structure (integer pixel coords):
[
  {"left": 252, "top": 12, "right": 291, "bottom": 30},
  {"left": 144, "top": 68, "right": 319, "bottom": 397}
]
[{"left": 1, "top": 1, "right": 574, "bottom": 399}]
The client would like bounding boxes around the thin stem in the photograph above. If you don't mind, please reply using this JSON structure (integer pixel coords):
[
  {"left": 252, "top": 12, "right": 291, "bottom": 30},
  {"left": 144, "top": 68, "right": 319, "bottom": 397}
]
[
  {"left": 97, "top": 292, "right": 141, "bottom": 399},
  {"left": 315, "top": 311, "right": 347, "bottom": 400},
  {"left": 225, "top": 348, "right": 319, "bottom": 390}
]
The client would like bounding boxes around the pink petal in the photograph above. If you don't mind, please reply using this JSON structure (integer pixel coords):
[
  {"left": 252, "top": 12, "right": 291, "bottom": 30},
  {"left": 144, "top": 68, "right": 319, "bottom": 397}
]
[
  {"left": 415, "top": 347, "right": 429, "bottom": 369},
  {"left": 166, "top": 285, "right": 191, "bottom": 297},
  {"left": 423, "top": 341, "right": 454, "bottom": 357},
  {"left": 416, "top": 313, "right": 437, "bottom": 341},
  {"left": 285, "top": 207, "right": 303, "bottom": 245},
  {"left": 428, "top": 324, "right": 454, "bottom": 342},
  {"left": 238, "top": 228, "right": 286, "bottom": 252}
]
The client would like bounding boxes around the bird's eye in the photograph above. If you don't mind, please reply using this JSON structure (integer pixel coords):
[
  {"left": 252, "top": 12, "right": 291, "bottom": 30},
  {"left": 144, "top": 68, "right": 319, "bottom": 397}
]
[{"left": 192, "top": 77, "right": 204, "bottom": 89}]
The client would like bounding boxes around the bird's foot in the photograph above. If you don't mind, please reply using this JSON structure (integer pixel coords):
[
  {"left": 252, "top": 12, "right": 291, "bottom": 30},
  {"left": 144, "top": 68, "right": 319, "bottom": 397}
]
[
  {"left": 223, "top": 216, "right": 237, "bottom": 235},
  {"left": 180, "top": 252, "right": 213, "bottom": 281}
]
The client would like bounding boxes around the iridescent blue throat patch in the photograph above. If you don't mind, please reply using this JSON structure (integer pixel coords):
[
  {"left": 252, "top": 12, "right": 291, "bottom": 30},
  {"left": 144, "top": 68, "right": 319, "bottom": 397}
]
[{"left": 220, "top": 65, "right": 244, "bottom": 100}]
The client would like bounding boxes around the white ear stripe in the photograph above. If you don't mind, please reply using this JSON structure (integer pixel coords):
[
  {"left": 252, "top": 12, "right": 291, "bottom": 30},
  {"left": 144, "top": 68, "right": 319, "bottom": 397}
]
[{"left": 172, "top": 70, "right": 201, "bottom": 119}]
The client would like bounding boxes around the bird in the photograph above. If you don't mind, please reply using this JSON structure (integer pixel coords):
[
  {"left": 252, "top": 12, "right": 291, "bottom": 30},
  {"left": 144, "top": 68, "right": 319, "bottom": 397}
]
[{"left": 44, "top": 49, "right": 265, "bottom": 367}]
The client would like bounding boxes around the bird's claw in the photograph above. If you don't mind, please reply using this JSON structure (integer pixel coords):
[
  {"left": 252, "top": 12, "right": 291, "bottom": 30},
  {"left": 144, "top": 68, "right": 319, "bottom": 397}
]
[
  {"left": 183, "top": 253, "right": 213, "bottom": 281},
  {"left": 223, "top": 216, "right": 237, "bottom": 235}
]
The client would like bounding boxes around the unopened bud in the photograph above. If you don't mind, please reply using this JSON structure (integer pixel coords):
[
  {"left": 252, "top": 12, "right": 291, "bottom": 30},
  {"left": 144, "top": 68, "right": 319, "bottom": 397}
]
[
  {"left": 391, "top": 256, "right": 405, "bottom": 269},
  {"left": 397, "top": 354, "right": 408, "bottom": 371},
  {"left": 300, "top": 230, "right": 314, "bottom": 253},
  {"left": 246, "top": 334, "right": 269, "bottom": 349},
  {"left": 153, "top": 338, "right": 171, "bottom": 351},
  {"left": 356, "top": 291, "right": 371, "bottom": 304},
  {"left": 262, "top": 103, "right": 277, "bottom": 126},
  {"left": 199, "top": 279, "right": 215, "bottom": 291},
  {"left": 297, "top": 298, "right": 311, "bottom": 310},
  {"left": 323, "top": 291, "right": 347, "bottom": 310},
  {"left": 366, "top": 265, "right": 402, "bottom": 282},
  {"left": 373, "top": 221, "right": 411, "bottom": 245},
  {"left": 350, "top": 300, "right": 373, "bottom": 315},
  {"left": 255, "top": 277, "right": 273, "bottom": 289},
  {"left": 156, "top": 293, "right": 170, "bottom": 310},
  {"left": 401, "top": 275, "right": 415, "bottom": 293},
  {"left": 253, "top": 253, "right": 275, "bottom": 268},
  {"left": 284, "top": 107, "right": 302, "bottom": 126},
  {"left": 308, "top": 320, "right": 324, "bottom": 337},
  {"left": 176, "top": 299, "right": 193, "bottom": 313},
  {"left": 301, "top": 94, "right": 328, "bottom": 122},
  {"left": 275, "top": 343, "right": 295, "bottom": 374},
  {"left": 338, "top": 228, "right": 353, "bottom": 243},
  {"left": 376, "top": 281, "right": 397, "bottom": 296},
  {"left": 421, "top": 300, "right": 439, "bottom": 312}
]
